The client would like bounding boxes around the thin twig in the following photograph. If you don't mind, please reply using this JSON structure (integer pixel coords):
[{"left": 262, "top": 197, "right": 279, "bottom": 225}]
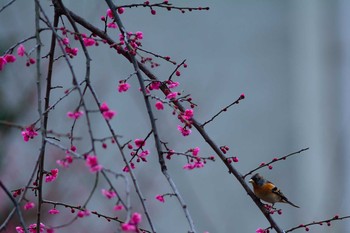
[
  {"left": 0, "top": 0, "right": 16, "bottom": 14},
  {"left": 0, "top": 181, "right": 29, "bottom": 233},
  {"left": 286, "top": 215, "right": 350, "bottom": 232},
  {"left": 243, "top": 147, "right": 310, "bottom": 179},
  {"left": 202, "top": 94, "right": 245, "bottom": 127}
]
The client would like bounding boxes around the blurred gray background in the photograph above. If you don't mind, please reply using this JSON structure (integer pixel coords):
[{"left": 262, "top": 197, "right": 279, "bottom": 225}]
[{"left": 0, "top": 0, "right": 349, "bottom": 232}]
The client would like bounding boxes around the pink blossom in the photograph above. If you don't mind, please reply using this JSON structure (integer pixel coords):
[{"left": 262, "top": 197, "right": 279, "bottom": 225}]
[
  {"left": 131, "top": 212, "right": 142, "bottom": 224},
  {"left": 100, "top": 102, "right": 109, "bottom": 112},
  {"left": 134, "top": 139, "right": 145, "bottom": 148},
  {"left": 121, "top": 223, "right": 136, "bottom": 232},
  {"left": 45, "top": 168, "right": 59, "bottom": 183},
  {"left": 24, "top": 202, "right": 35, "bottom": 210},
  {"left": 46, "top": 228, "right": 55, "bottom": 233},
  {"left": 21, "top": 126, "right": 38, "bottom": 142},
  {"left": 101, "top": 189, "right": 117, "bottom": 199},
  {"left": 155, "top": 195, "right": 165, "bottom": 203},
  {"left": 149, "top": 81, "right": 161, "bottom": 90},
  {"left": 192, "top": 147, "right": 200, "bottom": 156},
  {"left": 118, "top": 82, "right": 131, "bottom": 92},
  {"left": 113, "top": 204, "right": 124, "bottom": 211},
  {"left": 166, "top": 92, "right": 178, "bottom": 99},
  {"left": 155, "top": 101, "right": 164, "bottom": 110},
  {"left": 67, "top": 110, "right": 84, "bottom": 119},
  {"left": 135, "top": 31, "right": 143, "bottom": 39},
  {"left": 175, "top": 70, "right": 181, "bottom": 76},
  {"left": 17, "top": 44, "right": 26, "bottom": 57},
  {"left": 65, "top": 47, "right": 79, "bottom": 56},
  {"left": 103, "top": 111, "right": 116, "bottom": 120},
  {"left": 0, "top": 56, "right": 7, "bottom": 71},
  {"left": 29, "top": 58, "right": 36, "bottom": 64},
  {"left": 85, "top": 155, "right": 103, "bottom": 173},
  {"left": 194, "top": 161, "right": 204, "bottom": 168},
  {"left": 183, "top": 163, "right": 194, "bottom": 170},
  {"left": 83, "top": 38, "right": 95, "bottom": 46},
  {"left": 168, "top": 81, "right": 179, "bottom": 89},
  {"left": 4, "top": 54, "right": 16, "bottom": 63},
  {"left": 77, "top": 209, "right": 90, "bottom": 218},
  {"left": 106, "top": 8, "right": 114, "bottom": 18},
  {"left": 184, "top": 109, "right": 194, "bottom": 120},
  {"left": 16, "top": 227, "right": 24, "bottom": 233},
  {"left": 107, "top": 22, "right": 117, "bottom": 28},
  {"left": 28, "top": 223, "right": 45, "bottom": 233},
  {"left": 117, "top": 7, "right": 125, "bottom": 14},
  {"left": 183, "top": 161, "right": 204, "bottom": 170},
  {"left": 56, "top": 155, "right": 73, "bottom": 168},
  {"left": 139, "top": 150, "right": 149, "bottom": 158},
  {"left": 256, "top": 228, "right": 266, "bottom": 233},
  {"left": 48, "top": 208, "right": 60, "bottom": 215},
  {"left": 177, "top": 125, "right": 192, "bottom": 136},
  {"left": 62, "top": 37, "right": 69, "bottom": 45},
  {"left": 151, "top": 9, "right": 156, "bottom": 15},
  {"left": 100, "top": 102, "right": 116, "bottom": 120},
  {"left": 232, "top": 157, "right": 239, "bottom": 163},
  {"left": 122, "top": 163, "right": 135, "bottom": 172}
]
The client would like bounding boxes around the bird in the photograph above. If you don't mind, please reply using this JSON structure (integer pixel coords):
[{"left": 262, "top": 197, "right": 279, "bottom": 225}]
[{"left": 249, "top": 173, "right": 300, "bottom": 208}]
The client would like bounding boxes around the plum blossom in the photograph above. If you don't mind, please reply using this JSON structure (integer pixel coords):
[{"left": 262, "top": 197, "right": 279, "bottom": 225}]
[
  {"left": 106, "top": 8, "right": 114, "bottom": 18},
  {"left": 149, "top": 81, "right": 161, "bottom": 90},
  {"left": 113, "top": 204, "right": 124, "bottom": 211},
  {"left": 183, "top": 109, "right": 194, "bottom": 120},
  {"left": 77, "top": 209, "right": 90, "bottom": 218},
  {"left": 45, "top": 168, "right": 59, "bottom": 183},
  {"left": 67, "top": 110, "right": 84, "bottom": 119},
  {"left": 4, "top": 54, "right": 16, "bottom": 63},
  {"left": 83, "top": 38, "right": 95, "bottom": 47},
  {"left": 118, "top": 82, "right": 131, "bottom": 92},
  {"left": 183, "top": 161, "right": 204, "bottom": 170},
  {"left": 56, "top": 155, "right": 73, "bottom": 168},
  {"left": 117, "top": 7, "right": 125, "bottom": 14},
  {"left": 101, "top": 189, "right": 117, "bottom": 199},
  {"left": 21, "top": 126, "right": 38, "bottom": 142},
  {"left": 16, "top": 226, "right": 24, "bottom": 233},
  {"left": 85, "top": 155, "right": 103, "bottom": 173},
  {"left": 134, "top": 139, "right": 145, "bottom": 148},
  {"left": 155, "top": 101, "right": 164, "bottom": 110},
  {"left": 48, "top": 208, "right": 60, "bottom": 215},
  {"left": 24, "top": 202, "right": 35, "bottom": 210},
  {"left": 192, "top": 147, "right": 200, "bottom": 156},
  {"left": 177, "top": 125, "right": 192, "bottom": 136},
  {"left": 167, "top": 81, "right": 179, "bottom": 89},
  {"left": 121, "top": 212, "right": 142, "bottom": 232},
  {"left": 28, "top": 223, "right": 45, "bottom": 233},
  {"left": 135, "top": 31, "right": 143, "bottom": 39},
  {"left": 17, "top": 44, "right": 26, "bottom": 56},
  {"left": 155, "top": 195, "right": 165, "bottom": 203},
  {"left": 107, "top": 22, "right": 117, "bottom": 28},
  {"left": 166, "top": 92, "right": 178, "bottom": 100},
  {"left": 100, "top": 102, "right": 116, "bottom": 120}
]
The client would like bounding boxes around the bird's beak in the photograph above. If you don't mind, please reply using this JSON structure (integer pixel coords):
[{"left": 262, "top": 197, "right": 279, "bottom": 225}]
[{"left": 249, "top": 179, "right": 253, "bottom": 184}]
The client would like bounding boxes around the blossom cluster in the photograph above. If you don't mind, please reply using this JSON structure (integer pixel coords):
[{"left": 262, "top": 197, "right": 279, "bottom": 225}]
[{"left": 121, "top": 212, "right": 142, "bottom": 232}]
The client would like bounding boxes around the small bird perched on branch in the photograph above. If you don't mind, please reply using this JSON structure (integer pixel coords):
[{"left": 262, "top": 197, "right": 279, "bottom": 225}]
[{"left": 249, "top": 173, "right": 300, "bottom": 208}]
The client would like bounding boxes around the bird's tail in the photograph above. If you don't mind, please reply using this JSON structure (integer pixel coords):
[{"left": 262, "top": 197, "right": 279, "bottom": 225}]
[{"left": 284, "top": 199, "right": 300, "bottom": 208}]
